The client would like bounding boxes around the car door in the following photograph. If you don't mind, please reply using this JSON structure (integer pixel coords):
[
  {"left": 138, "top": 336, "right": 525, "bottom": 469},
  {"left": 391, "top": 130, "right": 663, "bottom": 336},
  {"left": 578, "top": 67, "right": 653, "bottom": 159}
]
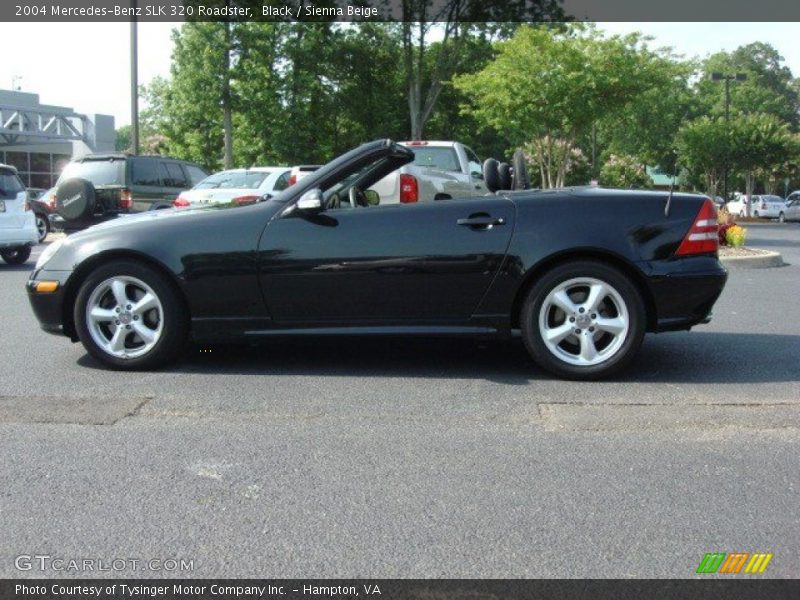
[
  {"left": 159, "top": 161, "right": 190, "bottom": 206},
  {"left": 129, "top": 157, "right": 166, "bottom": 211},
  {"left": 257, "top": 196, "right": 515, "bottom": 325},
  {"left": 786, "top": 194, "right": 800, "bottom": 221}
]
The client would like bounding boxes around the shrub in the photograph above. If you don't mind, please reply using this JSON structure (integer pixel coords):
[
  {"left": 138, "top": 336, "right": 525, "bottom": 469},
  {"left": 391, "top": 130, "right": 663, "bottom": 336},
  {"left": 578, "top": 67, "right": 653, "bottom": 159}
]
[
  {"left": 718, "top": 223, "right": 734, "bottom": 246},
  {"left": 725, "top": 224, "right": 747, "bottom": 248}
]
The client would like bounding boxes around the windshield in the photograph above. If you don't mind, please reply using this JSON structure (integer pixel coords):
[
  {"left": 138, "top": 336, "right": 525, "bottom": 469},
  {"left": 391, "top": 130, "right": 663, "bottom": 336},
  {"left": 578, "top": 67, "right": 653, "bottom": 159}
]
[
  {"left": 58, "top": 159, "right": 126, "bottom": 187},
  {"left": 409, "top": 147, "right": 460, "bottom": 172},
  {"left": 0, "top": 169, "right": 25, "bottom": 199},
  {"left": 194, "top": 170, "right": 272, "bottom": 190}
]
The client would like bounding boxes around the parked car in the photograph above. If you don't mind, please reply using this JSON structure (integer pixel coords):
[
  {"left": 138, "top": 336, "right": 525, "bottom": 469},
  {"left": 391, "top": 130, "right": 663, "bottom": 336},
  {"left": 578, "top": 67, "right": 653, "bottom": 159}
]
[
  {"left": 50, "top": 153, "right": 208, "bottom": 232},
  {"left": 173, "top": 167, "right": 291, "bottom": 208},
  {"left": 0, "top": 163, "right": 38, "bottom": 264},
  {"left": 288, "top": 165, "right": 320, "bottom": 186},
  {"left": 750, "top": 195, "right": 787, "bottom": 219},
  {"left": 726, "top": 194, "right": 786, "bottom": 218},
  {"left": 368, "top": 140, "right": 487, "bottom": 204},
  {"left": 28, "top": 187, "right": 55, "bottom": 243},
  {"left": 27, "top": 139, "right": 728, "bottom": 380},
  {"left": 782, "top": 193, "right": 800, "bottom": 222}
]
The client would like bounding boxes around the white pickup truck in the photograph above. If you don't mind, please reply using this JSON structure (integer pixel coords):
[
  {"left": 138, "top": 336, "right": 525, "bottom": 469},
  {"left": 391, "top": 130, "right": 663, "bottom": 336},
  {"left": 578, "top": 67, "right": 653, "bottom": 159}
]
[{"left": 368, "top": 141, "right": 488, "bottom": 204}]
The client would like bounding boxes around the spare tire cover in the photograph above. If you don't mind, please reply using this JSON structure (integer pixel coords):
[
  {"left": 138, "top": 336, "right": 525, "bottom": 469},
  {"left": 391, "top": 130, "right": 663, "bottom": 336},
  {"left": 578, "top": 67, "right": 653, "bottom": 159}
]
[
  {"left": 511, "top": 150, "right": 531, "bottom": 190},
  {"left": 55, "top": 178, "right": 96, "bottom": 221},
  {"left": 497, "top": 162, "right": 512, "bottom": 190},
  {"left": 482, "top": 158, "right": 501, "bottom": 193}
]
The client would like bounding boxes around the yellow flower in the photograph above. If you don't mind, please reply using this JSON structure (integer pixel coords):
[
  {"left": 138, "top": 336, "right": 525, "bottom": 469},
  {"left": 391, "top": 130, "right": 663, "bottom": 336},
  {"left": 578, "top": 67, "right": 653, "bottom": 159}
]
[{"left": 725, "top": 225, "right": 747, "bottom": 248}]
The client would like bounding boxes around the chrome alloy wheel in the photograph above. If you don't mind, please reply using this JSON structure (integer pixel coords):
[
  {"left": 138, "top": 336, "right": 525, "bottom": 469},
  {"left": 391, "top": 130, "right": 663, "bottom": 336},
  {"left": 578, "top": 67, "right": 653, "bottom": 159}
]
[
  {"left": 85, "top": 276, "right": 164, "bottom": 359},
  {"left": 36, "top": 215, "right": 48, "bottom": 242},
  {"left": 538, "top": 277, "right": 630, "bottom": 367}
]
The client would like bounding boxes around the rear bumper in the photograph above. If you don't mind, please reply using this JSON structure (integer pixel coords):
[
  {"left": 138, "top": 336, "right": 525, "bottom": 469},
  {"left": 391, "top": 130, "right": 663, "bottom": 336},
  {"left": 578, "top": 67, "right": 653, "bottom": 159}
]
[
  {"left": 641, "top": 256, "right": 728, "bottom": 332},
  {"left": 0, "top": 215, "right": 39, "bottom": 247}
]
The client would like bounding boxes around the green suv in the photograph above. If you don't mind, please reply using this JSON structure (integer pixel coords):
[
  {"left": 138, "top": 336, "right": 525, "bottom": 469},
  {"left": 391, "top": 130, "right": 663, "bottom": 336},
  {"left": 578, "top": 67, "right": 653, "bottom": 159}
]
[{"left": 51, "top": 154, "right": 208, "bottom": 232}]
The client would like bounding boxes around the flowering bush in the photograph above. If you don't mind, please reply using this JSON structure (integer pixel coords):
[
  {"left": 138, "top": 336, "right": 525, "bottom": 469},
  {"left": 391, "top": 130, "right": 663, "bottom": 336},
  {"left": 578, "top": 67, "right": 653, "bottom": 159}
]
[
  {"left": 599, "top": 154, "right": 653, "bottom": 189},
  {"left": 718, "top": 223, "right": 734, "bottom": 246},
  {"left": 725, "top": 224, "right": 747, "bottom": 248}
]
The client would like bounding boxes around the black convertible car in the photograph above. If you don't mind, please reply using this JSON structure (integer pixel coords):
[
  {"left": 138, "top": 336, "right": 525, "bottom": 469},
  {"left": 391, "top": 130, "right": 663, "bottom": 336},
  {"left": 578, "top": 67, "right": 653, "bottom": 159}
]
[{"left": 27, "top": 140, "right": 727, "bottom": 379}]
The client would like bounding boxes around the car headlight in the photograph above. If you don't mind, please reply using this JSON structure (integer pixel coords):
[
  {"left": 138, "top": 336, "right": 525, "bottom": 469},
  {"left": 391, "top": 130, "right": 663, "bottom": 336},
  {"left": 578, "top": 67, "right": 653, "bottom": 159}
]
[{"left": 35, "top": 238, "right": 66, "bottom": 270}]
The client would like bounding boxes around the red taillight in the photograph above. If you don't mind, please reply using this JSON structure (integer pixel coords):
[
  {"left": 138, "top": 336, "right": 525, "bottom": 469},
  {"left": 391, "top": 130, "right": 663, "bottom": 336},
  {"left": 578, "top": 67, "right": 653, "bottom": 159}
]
[
  {"left": 403, "top": 141, "right": 428, "bottom": 146},
  {"left": 675, "top": 198, "right": 718, "bottom": 256},
  {"left": 173, "top": 194, "right": 190, "bottom": 208},
  {"left": 118, "top": 189, "right": 133, "bottom": 210},
  {"left": 399, "top": 173, "right": 418, "bottom": 203},
  {"left": 288, "top": 173, "right": 297, "bottom": 186},
  {"left": 232, "top": 195, "right": 259, "bottom": 206}
]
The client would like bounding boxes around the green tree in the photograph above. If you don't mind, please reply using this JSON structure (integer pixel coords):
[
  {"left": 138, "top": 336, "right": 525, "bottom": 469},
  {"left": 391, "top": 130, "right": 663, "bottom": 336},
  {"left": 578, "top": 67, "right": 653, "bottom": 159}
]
[
  {"left": 675, "top": 117, "right": 730, "bottom": 196},
  {"left": 729, "top": 114, "right": 795, "bottom": 214},
  {"left": 453, "top": 25, "right": 669, "bottom": 188},
  {"left": 115, "top": 125, "right": 131, "bottom": 152},
  {"left": 697, "top": 43, "right": 800, "bottom": 130}
]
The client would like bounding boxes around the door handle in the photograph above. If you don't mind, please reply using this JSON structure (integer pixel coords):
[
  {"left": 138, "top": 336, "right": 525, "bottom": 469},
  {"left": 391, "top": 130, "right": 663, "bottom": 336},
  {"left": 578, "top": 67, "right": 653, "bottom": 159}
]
[{"left": 457, "top": 215, "right": 506, "bottom": 228}]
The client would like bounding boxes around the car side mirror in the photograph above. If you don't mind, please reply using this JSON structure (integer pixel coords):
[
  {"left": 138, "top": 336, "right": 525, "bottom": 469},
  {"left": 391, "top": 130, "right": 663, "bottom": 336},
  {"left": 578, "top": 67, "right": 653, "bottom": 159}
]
[
  {"left": 365, "top": 190, "right": 380, "bottom": 206},
  {"left": 297, "top": 189, "right": 323, "bottom": 212},
  {"left": 471, "top": 171, "right": 484, "bottom": 180}
]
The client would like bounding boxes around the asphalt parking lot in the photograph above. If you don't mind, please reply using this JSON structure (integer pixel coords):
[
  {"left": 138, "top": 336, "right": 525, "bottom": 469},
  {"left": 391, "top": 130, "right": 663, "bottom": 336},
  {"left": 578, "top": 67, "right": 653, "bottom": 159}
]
[{"left": 1, "top": 222, "right": 798, "bottom": 578}]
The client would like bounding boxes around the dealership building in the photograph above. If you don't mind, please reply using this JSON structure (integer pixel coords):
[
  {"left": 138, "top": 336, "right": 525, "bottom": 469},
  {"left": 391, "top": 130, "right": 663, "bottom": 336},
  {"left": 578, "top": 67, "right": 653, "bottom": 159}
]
[{"left": 0, "top": 89, "right": 115, "bottom": 189}]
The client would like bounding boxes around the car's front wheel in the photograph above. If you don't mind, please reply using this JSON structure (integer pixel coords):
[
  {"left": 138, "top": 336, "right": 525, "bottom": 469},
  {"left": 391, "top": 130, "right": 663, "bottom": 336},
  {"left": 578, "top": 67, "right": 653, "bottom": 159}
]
[
  {"left": 520, "top": 260, "right": 645, "bottom": 380},
  {"left": 1, "top": 246, "right": 32, "bottom": 265},
  {"left": 74, "top": 260, "right": 188, "bottom": 369}
]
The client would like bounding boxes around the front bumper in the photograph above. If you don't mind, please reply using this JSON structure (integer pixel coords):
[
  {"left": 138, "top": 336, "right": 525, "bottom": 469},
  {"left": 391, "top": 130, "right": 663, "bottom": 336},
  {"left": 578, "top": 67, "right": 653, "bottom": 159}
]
[
  {"left": 26, "top": 269, "right": 74, "bottom": 338},
  {"left": 642, "top": 255, "right": 728, "bottom": 332}
]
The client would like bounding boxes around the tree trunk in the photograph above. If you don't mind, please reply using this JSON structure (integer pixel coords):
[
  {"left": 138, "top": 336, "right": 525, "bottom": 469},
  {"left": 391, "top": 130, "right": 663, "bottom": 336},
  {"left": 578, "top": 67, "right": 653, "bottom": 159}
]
[
  {"left": 744, "top": 170, "right": 755, "bottom": 217},
  {"left": 221, "top": 20, "right": 234, "bottom": 169}
]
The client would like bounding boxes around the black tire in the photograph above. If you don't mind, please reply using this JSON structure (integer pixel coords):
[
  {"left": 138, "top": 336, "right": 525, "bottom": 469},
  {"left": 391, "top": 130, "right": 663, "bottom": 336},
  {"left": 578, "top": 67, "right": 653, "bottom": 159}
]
[
  {"left": 482, "top": 158, "right": 501, "bottom": 193},
  {"left": 35, "top": 213, "right": 50, "bottom": 242},
  {"left": 520, "top": 260, "right": 646, "bottom": 380},
  {"left": 1, "top": 246, "right": 32, "bottom": 265},
  {"left": 55, "top": 178, "right": 96, "bottom": 221},
  {"left": 511, "top": 149, "right": 531, "bottom": 190},
  {"left": 74, "top": 260, "right": 189, "bottom": 370}
]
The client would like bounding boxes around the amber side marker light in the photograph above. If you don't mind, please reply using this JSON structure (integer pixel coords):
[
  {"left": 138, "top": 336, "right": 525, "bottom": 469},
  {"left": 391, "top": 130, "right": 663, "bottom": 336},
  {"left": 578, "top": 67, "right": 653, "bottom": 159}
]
[{"left": 34, "top": 281, "right": 59, "bottom": 293}]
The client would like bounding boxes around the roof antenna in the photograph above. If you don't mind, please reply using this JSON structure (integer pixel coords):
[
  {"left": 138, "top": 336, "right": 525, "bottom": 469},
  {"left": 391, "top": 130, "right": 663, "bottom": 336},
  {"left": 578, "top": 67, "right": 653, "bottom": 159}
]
[{"left": 665, "top": 166, "right": 677, "bottom": 217}]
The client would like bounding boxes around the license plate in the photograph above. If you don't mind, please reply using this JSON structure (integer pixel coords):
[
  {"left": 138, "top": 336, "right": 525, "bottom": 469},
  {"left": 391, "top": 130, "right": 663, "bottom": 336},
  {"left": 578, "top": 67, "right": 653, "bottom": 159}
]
[{"left": 0, "top": 200, "right": 5, "bottom": 212}]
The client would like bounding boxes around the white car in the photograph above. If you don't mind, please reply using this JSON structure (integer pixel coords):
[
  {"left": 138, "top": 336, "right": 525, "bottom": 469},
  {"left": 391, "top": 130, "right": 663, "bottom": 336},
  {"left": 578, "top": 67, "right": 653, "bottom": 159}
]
[
  {"left": 173, "top": 167, "right": 292, "bottom": 208},
  {"left": 782, "top": 192, "right": 800, "bottom": 222},
  {"left": 726, "top": 194, "right": 786, "bottom": 218},
  {"left": 0, "top": 163, "right": 39, "bottom": 265}
]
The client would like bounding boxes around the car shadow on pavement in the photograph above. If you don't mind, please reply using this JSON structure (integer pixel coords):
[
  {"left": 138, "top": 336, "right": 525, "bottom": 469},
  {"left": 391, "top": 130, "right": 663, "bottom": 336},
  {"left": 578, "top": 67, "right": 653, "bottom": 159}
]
[
  {"left": 76, "top": 331, "right": 800, "bottom": 385},
  {"left": 0, "top": 263, "right": 35, "bottom": 273}
]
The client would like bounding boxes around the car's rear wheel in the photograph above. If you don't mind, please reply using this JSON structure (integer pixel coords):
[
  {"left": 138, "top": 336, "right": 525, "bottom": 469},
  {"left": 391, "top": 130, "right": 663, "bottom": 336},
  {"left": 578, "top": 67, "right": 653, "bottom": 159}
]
[
  {"left": 520, "top": 260, "right": 645, "bottom": 380},
  {"left": 1, "top": 246, "right": 32, "bottom": 265},
  {"left": 35, "top": 214, "right": 49, "bottom": 242},
  {"left": 74, "top": 260, "right": 188, "bottom": 370}
]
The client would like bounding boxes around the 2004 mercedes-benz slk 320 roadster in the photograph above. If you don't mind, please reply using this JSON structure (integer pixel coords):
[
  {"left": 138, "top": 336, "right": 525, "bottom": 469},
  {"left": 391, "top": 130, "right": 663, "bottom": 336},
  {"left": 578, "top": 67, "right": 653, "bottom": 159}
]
[{"left": 27, "top": 140, "right": 727, "bottom": 380}]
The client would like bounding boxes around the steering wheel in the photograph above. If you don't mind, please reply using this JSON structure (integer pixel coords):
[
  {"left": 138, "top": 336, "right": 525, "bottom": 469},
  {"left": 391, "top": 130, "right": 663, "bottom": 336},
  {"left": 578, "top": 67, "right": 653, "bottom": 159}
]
[{"left": 349, "top": 186, "right": 369, "bottom": 208}]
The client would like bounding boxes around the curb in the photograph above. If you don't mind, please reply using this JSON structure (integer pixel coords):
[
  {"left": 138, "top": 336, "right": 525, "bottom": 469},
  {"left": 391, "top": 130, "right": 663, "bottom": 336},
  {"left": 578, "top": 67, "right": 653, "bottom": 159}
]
[{"left": 719, "top": 249, "right": 785, "bottom": 269}]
